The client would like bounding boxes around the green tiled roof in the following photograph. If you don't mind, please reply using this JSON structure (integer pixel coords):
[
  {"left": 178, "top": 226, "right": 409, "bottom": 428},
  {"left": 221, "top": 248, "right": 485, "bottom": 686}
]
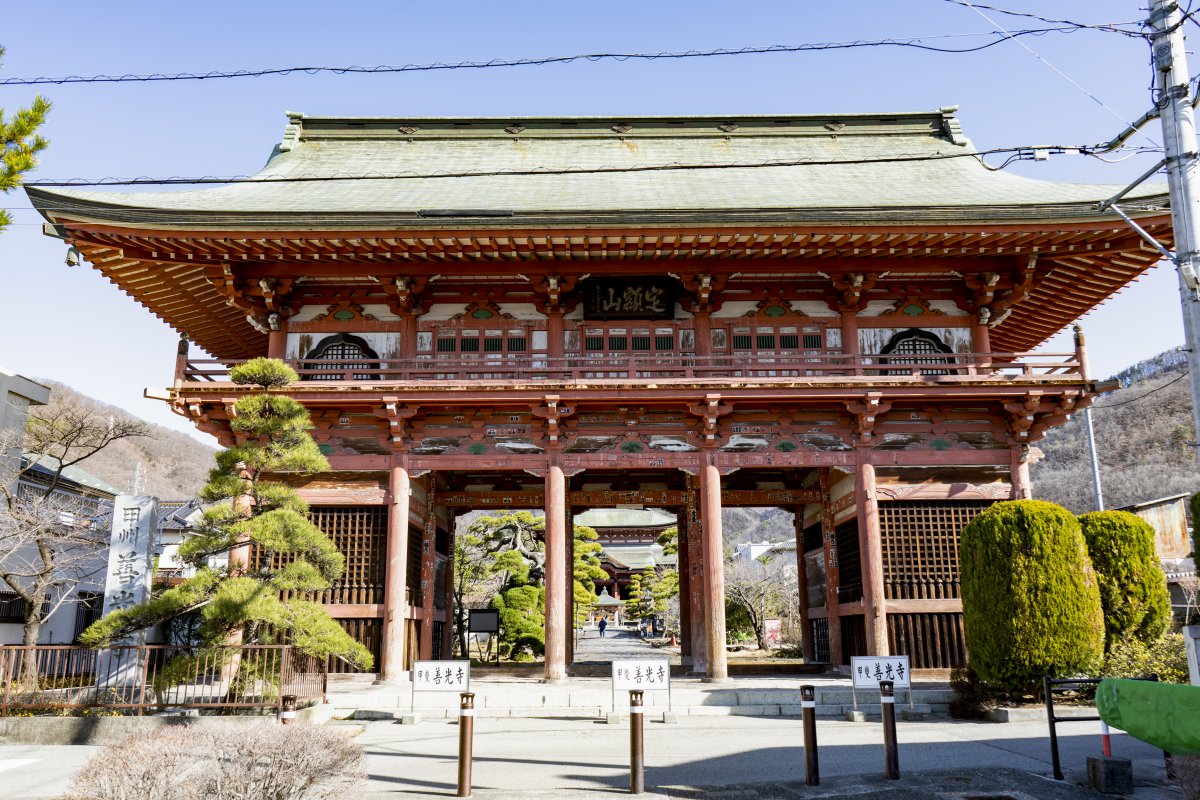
[{"left": 26, "top": 110, "right": 1167, "bottom": 226}]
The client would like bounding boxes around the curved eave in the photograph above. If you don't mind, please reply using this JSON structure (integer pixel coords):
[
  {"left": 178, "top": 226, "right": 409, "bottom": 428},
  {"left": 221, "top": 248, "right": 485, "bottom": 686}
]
[
  {"left": 31, "top": 197, "right": 1173, "bottom": 360},
  {"left": 27, "top": 185, "right": 1171, "bottom": 228}
]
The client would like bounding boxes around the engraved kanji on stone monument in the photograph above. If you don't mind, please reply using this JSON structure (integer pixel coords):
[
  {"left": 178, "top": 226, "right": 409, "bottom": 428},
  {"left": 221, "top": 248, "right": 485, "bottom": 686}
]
[{"left": 98, "top": 495, "right": 158, "bottom": 692}]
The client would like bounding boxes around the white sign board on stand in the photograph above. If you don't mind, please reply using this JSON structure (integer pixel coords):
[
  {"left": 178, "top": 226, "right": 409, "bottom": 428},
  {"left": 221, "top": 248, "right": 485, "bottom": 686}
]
[
  {"left": 611, "top": 659, "right": 671, "bottom": 714},
  {"left": 851, "top": 656, "right": 911, "bottom": 690},
  {"left": 412, "top": 660, "right": 471, "bottom": 692},
  {"left": 612, "top": 659, "right": 671, "bottom": 691},
  {"left": 1186, "top": 626, "right": 1200, "bottom": 686},
  {"left": 850, "top": 656, "right": 912, "bottom": 713}
]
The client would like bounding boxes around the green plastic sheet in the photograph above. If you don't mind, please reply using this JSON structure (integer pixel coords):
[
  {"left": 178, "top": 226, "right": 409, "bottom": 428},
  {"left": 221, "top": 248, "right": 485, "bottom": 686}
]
[{"left": 1095, "top": 678, "right": 1200, "bottom": 755}]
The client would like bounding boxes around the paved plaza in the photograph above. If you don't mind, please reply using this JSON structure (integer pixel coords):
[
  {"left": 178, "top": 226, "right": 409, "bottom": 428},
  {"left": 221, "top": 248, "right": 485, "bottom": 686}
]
[
  {"left": 3, "top": 709, "right": 1175, "bottom": 800},
  {"left": 348, "top": 714, "right": 1173, "bottom": 799},
  {"left": 574, "top": 624, "right": 671, "bottom": 663}
]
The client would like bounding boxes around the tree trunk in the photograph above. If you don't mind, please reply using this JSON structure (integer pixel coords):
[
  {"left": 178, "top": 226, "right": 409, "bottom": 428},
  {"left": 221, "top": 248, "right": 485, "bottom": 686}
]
[{"left": 19, "top": 604, "right": 44, "bottom": 690}]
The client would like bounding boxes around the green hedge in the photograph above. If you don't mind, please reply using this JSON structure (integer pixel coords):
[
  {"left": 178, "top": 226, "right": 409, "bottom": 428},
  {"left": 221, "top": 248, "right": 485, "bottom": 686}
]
[
  {"left": 960, "top": 500, "right": 1105, "bottom": 695},
  {"left": 1078, "top": 510, "right": 1170, "bottom": 647}
]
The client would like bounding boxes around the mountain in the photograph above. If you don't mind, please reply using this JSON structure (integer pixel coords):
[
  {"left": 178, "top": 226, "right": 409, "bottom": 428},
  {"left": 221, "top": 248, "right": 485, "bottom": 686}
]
[
  {"left": 1031, "top": 349, "right": 1199, "bottom": 513},
  {"left": 36, "top": 382, "right": 216, "bottom": 500}
]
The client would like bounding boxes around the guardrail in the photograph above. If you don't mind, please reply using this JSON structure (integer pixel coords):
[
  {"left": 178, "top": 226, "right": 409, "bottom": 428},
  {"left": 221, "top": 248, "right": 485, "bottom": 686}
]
[
  {"left": 1043, "top": 675, "right": 1170, "bottom": 781},
  {"left": 179, "top": 352, "right": 1084, "bottom": 385},
  {"left": 0, "top": 644, "right": 326, "bottom": 716}
]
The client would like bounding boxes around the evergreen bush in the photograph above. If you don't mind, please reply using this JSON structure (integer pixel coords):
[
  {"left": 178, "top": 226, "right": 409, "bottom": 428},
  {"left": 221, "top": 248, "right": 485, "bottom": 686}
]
[
  {"left": 1078, "top": 510, "right": 1171, "bottom": 646},
  {"left": 1102, "top": 631, "right": 1189, "bottom": 684},
  {"left": 959, "top": 500, "right": 1105, "bottom": 696}
]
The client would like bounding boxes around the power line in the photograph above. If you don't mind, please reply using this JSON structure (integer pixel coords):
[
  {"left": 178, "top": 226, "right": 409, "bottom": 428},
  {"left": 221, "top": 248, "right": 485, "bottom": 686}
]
[
  {"left": 21, "top": 144, "right": 1162, "bottom": 189},
  {"left": 0, "top": 27, "right": 1130, "bottom": 87},
  {"left": 1096, "top": 370, "right": 1189, "bottom": 409},
  {"left": 950, "top": 0, "right": 1162, "bottom": 151},
  {"left": 941, "top": 0, "right": 1147, "bottom": 38}
]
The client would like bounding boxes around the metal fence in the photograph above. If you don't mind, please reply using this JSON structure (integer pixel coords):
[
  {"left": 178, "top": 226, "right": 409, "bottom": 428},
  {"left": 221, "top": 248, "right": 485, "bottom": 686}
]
[{"left": 0, "top": 644, "right": 326, "bottom": 716}]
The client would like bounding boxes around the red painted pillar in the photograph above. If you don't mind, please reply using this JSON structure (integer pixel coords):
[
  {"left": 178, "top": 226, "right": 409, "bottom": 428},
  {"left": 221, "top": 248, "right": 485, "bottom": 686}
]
[
  {"left": 696, "top": 309, "right": 710, "bottom": 379},
  {"left": 840, "top": 310, "right": 861, "bottom": 376},
  {"left": 793, "top": 506, "right": 814, "bottom": 662},
  {"left": 700, "top": 454, "right": 728, "bottom": 681},
  {"left": 972, "top": 320, "right": 991, "bottom": 372},
  {"left": 544, "top": 463, "right": 568, "bottom": 681},
  {"left": 443, "top": 512, "right": 457, "bottom": 659},
  {"left": 676, "top": 508, "right": 692, "bottom": 662},
  {"left": 855, "top": 448, "right": 888, "bottom": 657},
  {"left": 1010, "top": 447, "right": 1033, "bottom": 499},
  {"left": 419, "top": 476, "right": 437, "bottom": 659},
  {"left": 378, "top": 459, "right": 411, "bottom": 682},
  {"left": 818, "top": 468, "right": 843, "bottom": 665},
  {"left": 686, "top": 474, "right": 707, "bottom": 674},
  {"left": 267, "top": 322, "right": 287, "bottom": 360},
  {"left": 547, "top": 310, "right": 564, "bottom": 359}
]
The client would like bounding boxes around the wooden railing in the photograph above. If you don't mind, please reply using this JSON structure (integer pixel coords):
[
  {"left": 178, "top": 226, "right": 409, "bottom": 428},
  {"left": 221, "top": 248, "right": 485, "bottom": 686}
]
[
  {"left": 180, "top": 351, "right": 1086, "bottom": 385},
  {"left": 0, "top": 644, "right": 326, "bottom": 715}
]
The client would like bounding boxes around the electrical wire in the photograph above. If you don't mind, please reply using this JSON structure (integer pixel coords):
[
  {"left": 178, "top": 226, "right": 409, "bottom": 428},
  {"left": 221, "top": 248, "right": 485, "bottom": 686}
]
[
  {"left": 950, "top": 0, "right": 1162, "bottom": 151},
  {"left": 0, "top": 27, "right": 1130, "bottom": 86},
  {"left": 1096, "top": 370, "right": 1189, "bottom": 409},
  {"left": 941, "top": 0, "right": 1147, "bottom": 38},
  {"left": 21, "top": 144, "right": 1162, "bottom": 189}
]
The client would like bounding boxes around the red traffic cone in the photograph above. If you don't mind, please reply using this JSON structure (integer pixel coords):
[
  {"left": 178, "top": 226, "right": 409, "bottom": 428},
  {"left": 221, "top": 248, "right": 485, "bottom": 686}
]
[{"left": 670, "top": 632, "right": 678, "bottom": 647}]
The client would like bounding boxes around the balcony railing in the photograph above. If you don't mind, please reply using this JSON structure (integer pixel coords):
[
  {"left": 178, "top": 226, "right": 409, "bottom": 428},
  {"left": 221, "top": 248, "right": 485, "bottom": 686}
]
[{"left": 180, "top": 351, "right": 1085, "bottom": 385}]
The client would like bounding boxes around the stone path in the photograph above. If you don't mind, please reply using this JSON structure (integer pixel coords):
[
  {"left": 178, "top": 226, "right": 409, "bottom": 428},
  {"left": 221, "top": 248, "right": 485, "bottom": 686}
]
[{"left": 574, "top": 623, "right": 673, "bottom": 664}]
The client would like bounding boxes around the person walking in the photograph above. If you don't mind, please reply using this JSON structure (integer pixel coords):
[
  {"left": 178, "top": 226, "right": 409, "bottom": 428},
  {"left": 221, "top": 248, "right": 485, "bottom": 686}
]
[{"left": 598, "top": 617, "right": 608, "bottom": 638}]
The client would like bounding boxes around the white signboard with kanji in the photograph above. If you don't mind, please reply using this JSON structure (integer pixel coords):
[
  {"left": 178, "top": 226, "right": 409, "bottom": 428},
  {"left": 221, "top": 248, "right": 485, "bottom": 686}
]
[
  {"left": 612, "top": 659, "right": 671, "bottom": 692},
  {"left": 412, "top": 660, "right": 470, "bottom": 692},
  {"left": 851, "top": 656, "right": 911, "bottom": 690}
]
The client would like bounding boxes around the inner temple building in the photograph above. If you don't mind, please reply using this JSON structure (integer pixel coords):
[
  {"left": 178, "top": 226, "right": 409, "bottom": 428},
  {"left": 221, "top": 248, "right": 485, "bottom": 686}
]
[{"left": 27, "top": 109, "right": 1170, "bottom": 681}]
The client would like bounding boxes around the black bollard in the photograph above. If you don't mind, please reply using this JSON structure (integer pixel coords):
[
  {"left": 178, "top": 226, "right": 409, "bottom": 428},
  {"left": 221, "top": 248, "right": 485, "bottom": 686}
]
[
  {"left": 457, "top": 692, "right": 475, "bottom": 798},
  {"left": 880, "top": 680, "right": 899, "bottom": 780},
  {"left": 630, "top": 689, "right": 645, "bottom": 795},
  {"left": 801, "top": 684, "right": 819, "bottom": 786},
  {"left": 279, "top": 694, "right": 297, "bottom": 725}
]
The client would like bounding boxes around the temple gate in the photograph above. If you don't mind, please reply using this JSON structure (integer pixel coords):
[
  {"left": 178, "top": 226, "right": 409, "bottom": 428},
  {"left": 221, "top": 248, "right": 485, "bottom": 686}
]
[{"left": 28, "top": 109, "right": 1169, "bottom": 680}]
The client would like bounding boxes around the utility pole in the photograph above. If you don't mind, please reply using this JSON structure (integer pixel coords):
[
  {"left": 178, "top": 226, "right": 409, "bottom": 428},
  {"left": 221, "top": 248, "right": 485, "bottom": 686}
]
[
  {"left": 1084, "top": 407, "right": 1104, "bottom": 511},
  {"left": 1150, "top": 0, "right": 1200, "bottom": 446}
]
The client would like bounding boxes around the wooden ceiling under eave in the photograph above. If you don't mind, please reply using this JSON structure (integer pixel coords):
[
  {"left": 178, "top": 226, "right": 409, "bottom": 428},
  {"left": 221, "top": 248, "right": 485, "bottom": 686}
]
[{"left": 62, "top": 217, "right": 1173, "bottom": 361}]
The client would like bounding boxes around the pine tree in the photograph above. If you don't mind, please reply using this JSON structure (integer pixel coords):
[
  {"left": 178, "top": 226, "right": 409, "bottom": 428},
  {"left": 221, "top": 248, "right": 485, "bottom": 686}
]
[
  {"left": 1, "top": 46, "right": 51, "bottom": 234},
  {"left": 81, "top": 358, "right": 373, "bottom": 674}
]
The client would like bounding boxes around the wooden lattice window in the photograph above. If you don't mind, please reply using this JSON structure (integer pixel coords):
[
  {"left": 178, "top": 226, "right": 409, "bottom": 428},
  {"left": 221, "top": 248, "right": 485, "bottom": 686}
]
[
  {"left": 879, "top": 329, "right": 956, "bottom": 376},
  {"left": 301, "top": 334, "right": 379, "bottom": 381},
  {"left": 877, "top": 500, "right": 991, "bottom": 600},
  {"left": 251, "top": 505, "right": 387, "bottom": 605}
]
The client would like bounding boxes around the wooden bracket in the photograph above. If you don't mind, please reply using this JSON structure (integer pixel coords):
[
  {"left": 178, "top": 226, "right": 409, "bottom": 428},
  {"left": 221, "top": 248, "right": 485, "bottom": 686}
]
[
  {"left": 687, "top": 394, "right": 733, "bottom": 443},
  {"left": 844, "top": 395, "right": 892, "bottom": 444}
]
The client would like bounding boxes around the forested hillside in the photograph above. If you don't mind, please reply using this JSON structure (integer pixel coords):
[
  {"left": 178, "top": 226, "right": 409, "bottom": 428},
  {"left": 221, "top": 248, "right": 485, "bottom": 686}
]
[
  {"left": 37, "top": 382, "right": 216, "bottom": 499},
  {"left": 1032, "top": 351, "right": 1199, "bottom": 513}
]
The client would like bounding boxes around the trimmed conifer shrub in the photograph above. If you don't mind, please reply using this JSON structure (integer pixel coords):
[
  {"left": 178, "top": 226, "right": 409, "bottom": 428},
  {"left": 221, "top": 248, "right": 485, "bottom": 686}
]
[
  {"left": 959, "top": 500, "right": 1105, "bottom": 696},
  {"left": 1079, "top": 510, "right": 1171, "bottom": 647}
]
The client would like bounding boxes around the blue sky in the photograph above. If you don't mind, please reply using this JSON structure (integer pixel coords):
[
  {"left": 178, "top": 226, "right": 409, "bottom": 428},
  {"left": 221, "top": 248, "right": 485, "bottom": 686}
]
[{"left": 0, "top": 1, "right": 1183, "bottom": 443}]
